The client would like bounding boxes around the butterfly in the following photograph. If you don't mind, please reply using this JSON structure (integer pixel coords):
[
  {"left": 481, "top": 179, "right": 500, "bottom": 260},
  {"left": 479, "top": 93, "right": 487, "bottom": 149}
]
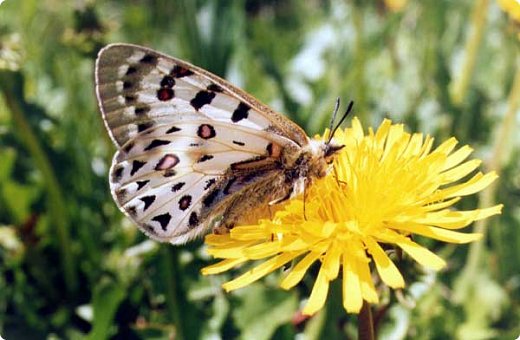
[{"left": 95, "top": 43, "right": 349, "bottom": 244}]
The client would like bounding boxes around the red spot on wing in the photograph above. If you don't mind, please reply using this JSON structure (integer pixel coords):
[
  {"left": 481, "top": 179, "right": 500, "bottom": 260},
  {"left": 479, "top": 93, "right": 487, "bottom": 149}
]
[
  {"left": 157, "top": 88, "right": 174, "bottom": 101},
  {"left": 155, "top": 154, "right": 179, "bottom": 170},
  {"left": 197, "top": 124, "right": 216, "bottom": 139},
  {"left": 266, "top": 143, "right": 282, "bottom": 158}
]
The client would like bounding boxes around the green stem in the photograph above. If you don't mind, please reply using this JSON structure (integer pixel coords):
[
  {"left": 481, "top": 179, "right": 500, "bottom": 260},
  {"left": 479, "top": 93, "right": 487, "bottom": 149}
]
[
  {"left": 450, "top": 0, "right": 490, "bottom": 106},
  {"left": 464, "top": 59, "right": 520, "bottom": 276},
  {"left": 358, "top": 301, "right": 375, "bottom": 340},
  {"left": 161, "top": 247, "right": 184, "bottom": 340},
  {"left": 351, "top": 1, "right": 367, "bottom": 123},
  {"left": 0, "top": 71, "right": 77, "bottom": 292}
]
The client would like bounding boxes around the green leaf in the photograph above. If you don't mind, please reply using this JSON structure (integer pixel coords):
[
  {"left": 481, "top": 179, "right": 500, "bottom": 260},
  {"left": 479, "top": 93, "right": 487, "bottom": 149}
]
[
  {"left": 232, "top": 283, "right": 298, "bottom": 340},
  {"left": 86, "top": 278, "right": 126, "bottom": 340}
]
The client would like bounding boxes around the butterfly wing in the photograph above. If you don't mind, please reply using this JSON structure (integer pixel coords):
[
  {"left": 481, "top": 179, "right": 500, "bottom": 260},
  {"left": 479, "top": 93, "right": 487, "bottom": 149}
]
[
  {"left": 95, "top": 43, "right": 309, "bottom": 148},
  {"left": 95, "top": 44, "right": 307, "bottom": 243}
]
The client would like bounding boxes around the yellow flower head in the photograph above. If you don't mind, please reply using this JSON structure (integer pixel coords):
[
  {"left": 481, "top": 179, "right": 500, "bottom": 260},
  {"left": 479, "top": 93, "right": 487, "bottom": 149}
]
[
  {"left": 202, "top": 118, "right": 502, "bottom": 315},
  {"left": 384, "top": 0, "right": 407, "bottom": 12},
  {"left": 497, "top": 0, "right": 520, "bottom": 23}
]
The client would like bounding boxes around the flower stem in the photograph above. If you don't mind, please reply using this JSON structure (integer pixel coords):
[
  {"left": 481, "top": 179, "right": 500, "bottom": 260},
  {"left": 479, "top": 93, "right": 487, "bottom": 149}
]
[
  {"left": 465, "top": 59, "right": 520, "bottom": 274},
  {"left": 161, "top": 247, "right": 185, "bottom": 340},
  {"left": 358, "top": 301, "right": 375, "bottom": 340},
  {"left": 450, "top": 0, "right": 490, "bottom": 106},
  {"left": 351, "top": 1, "right": 367, "bottom": 123}
]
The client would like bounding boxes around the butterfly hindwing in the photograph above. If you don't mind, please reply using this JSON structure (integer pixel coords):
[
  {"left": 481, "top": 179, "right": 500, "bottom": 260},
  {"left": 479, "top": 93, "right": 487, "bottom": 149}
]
[{"left": 108, "top": 119, "right": 286, "bottom": 243}]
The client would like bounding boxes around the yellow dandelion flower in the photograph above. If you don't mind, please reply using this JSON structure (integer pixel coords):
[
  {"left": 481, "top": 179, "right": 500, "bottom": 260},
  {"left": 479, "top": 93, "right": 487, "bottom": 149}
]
[
  {"left": 202, "top": 118, "right": 502, "bottom": 315},
  {"left": 497, "top": 0, "right": 520, "bottom": 23},
  {"left": 384, "top": 0, "right": 407, "bottom": 12}
]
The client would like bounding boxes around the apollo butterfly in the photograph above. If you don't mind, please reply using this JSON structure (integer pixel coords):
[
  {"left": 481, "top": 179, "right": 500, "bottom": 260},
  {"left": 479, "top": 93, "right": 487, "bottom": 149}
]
[{"left": 95, "top": 44, "right": 348, "bottom": 244}]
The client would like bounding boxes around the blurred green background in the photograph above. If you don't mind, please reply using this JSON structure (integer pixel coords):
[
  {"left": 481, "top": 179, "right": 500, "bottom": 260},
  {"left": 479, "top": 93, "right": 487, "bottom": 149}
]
[{"left": 0, "top": 0, "right": 519, "bottom": 339}]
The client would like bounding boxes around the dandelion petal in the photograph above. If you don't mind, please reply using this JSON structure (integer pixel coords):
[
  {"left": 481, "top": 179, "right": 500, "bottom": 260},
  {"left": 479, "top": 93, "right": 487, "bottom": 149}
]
[
  {"left": 365, "top": 238, "right": 405, "bottom": 288},
  {"left": 222, "top": 252, "right": 301, "bottom": 291},
  {"left": 280, "top": 251, "right": 321, "bottom": 289},
  {"left": 397, "top": 239, "right": 446, "bottom": 270},
  {"left": 303, "top": 267, "right": 330, "bottom": 315},
  {"left": 343, "top": 253, "right": 363, "bottom": 313},
  {"left": 201, "top": 258, "right": 248, "bottom": 275}
]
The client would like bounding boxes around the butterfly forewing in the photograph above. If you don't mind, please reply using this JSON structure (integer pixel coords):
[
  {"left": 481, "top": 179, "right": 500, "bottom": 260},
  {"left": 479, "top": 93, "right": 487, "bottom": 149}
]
[
  {"left": 95, "top": 43, "right": 308, "bottom": 148},
  {"left": 96, "top": 44, "right": 309, "bottom": 243}
]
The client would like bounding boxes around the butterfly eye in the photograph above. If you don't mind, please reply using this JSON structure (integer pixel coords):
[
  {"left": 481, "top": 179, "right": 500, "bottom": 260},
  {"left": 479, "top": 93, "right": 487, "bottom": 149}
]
[{"left": 324, "top": 144, "right": 345, "bottom": 159}]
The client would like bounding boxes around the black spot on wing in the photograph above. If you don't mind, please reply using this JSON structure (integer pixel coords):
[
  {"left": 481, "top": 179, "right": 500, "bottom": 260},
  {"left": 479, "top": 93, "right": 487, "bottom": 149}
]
[
  {"left": 144, "top": 139, "right": 171, "bottom": 151},
  {"left": 127, "top": 206, "right": 137, "bottom": 217},
  {"left": 207, "top": 83, "right": 223, "bottom": 92},
  {"left": 197, "top": 154, "right": 214, "bottom": 163},
  {"left": 188, "top": 212, "right": 199, "bottom": 227},
  {"left": 203, "top": 188, "right": 219, "bottom": 207},
  {"left": 160, "top": 75, "right": 175, "bottom": 88},
  {"left": 172, "top": 182, "right": 185, "bottom": 192},
  {"left": 130, "top": 160, "right": 146, "bottom": 176},
  {"left": 134, "top": 106, "right": 150, "bottom": 116},
  {"left": 171, "top": 65, "right": 194, "bottom": 78},
  {"left": 190, "top": 90, "right": 216, "bottom": 110},
  {"left": 112, "top": 166, "right": 124, "bottom": 181},
  {"left": 204, "top": 178, "right": 216, "bottom": 190},
  {"left": 140, "top": 195, "right": 156, "bottom": 211},
  {"left": 163, "top": 169, "right": 177, "bottom": 177},
  {"left": 123, "top": 141, "right": 135, "bottom": 153},
  {"left": 179, "top": 195, "right": 192, "bottom": 211},
  {"left": 152, "top": 213, "right": 172, "bottom": 231},
  {"left": 140, "top": 54, "right": 158, "bottom": 64},
  {"left": 166, "top": 126, "right": 181, "bottom": 134},
  {"left": 136, "top": 180, "right": 149, "bottom": 190},
  {"left": 125, "top": 66, "right": 137, "bottom": 75},
  {"left": 233, "top": 140, "right": 245, "bottom": 146},
  {"left": 116, "top": 188, "right": 127, "bottom": 202},
  {"left": 125, "top": 95, "right": 137, "bottom": 104},
  {"left": 137, "top": 122, "right": 154, "bottom": 132},
  {"left": 123, "top": 81, "right": 134, "bottom": 90},
  {"left": 231, "top": 102, "right": 250, "bottom": 122}
]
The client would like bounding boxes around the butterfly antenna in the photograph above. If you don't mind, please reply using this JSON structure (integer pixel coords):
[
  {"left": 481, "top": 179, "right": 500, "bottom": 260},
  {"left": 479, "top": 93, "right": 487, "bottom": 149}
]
[
  {"left": 327, "top": 100, "right": 354, "bottom": 144},
  {"left": 327, "top": 97, "right": 341, "bottom": 142}
]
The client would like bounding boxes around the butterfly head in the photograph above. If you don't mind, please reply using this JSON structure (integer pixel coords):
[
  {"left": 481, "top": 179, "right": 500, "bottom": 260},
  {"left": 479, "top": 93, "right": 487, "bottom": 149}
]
[
  {"left": 305, "top": 139, "right": 344, "bottom": 179},
  {"left": 324, "top": 142, "right": 345, "bottom": 164},
  {"left": 320, "top": 99, "right": 353, "bottom": 166}
]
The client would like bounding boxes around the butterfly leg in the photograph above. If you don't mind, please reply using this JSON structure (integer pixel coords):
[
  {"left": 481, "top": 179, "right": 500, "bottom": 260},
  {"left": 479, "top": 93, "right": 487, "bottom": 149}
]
[
  {"left": 213, "top": 224, "right": 234, "bottom": 235},
  {"left": 268, "top": 187, "right": 293, "bottom": 205},
  {"left": 209, "top": 215, "right": 233, "bottom": 235},
  {"left": 333, "top": 165, "right": 348, "bottom": 186}
]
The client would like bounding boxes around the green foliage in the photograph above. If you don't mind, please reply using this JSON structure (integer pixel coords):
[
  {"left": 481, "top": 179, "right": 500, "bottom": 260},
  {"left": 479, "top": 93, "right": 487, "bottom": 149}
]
[{"left": 0, "top": 0, "right": 518, "bottom": 338}]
